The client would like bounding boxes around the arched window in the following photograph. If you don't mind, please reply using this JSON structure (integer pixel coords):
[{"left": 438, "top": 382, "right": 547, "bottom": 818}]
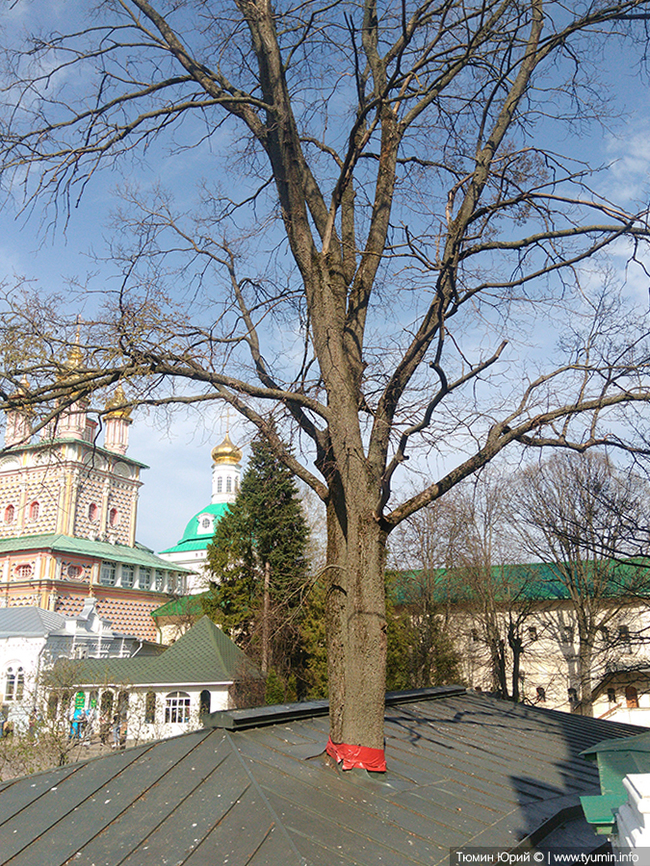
[
  {"left": 47, "top": 693, "right": 58, "bottom": 720},
  {"left": 626, "top": 685, "right": 639, "bottom": 709},
  {"left": 4, "top": 504, "right": 14, "bottom": 524},
  {"left": 200, "top": 689, "right": 211, "bottom": 716},
  {"left": 100, "top": 690, "right": 114, "bottom": 717},
  {"left": 109, "top": 507, "right": 118, "bottom": 527},
  {"left": 16, "top": 564, "right": 33, "bottom": 579},
  {"left": 145, "top": 691, "right": 156, "bottom": 725},
  {"left": 28, "top": 501, "right": 39, "bottom": 521},
  {"left": 536, "top": 686, "right": 546, "bottom": 702},
  {"left": 4, "top": 667, "right": 15, "bottom": 700},
  {"left": 217, "top": 477, "right": 223, "bottom": 493},
  {"left": 226, "top": 476, "right": 232, "bottom": 493},
  {"left": 165, "top": 691, "right": 190, "bottom": 723},
  {"left": 568, "top": 687, "right": 578, "bottom": 704},
  {"left": 88, "top": 503, "right": 98, "bottom": 522}
]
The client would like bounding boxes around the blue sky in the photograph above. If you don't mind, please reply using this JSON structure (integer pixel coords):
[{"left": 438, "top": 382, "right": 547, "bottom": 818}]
[{"left": 2, "top": 2, "right": 650, "bottom": 552}]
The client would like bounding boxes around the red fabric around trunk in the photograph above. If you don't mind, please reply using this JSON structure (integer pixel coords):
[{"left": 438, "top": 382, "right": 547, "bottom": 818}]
[{"left": 325, "top": 736, "right": 387, "bottom": 772}]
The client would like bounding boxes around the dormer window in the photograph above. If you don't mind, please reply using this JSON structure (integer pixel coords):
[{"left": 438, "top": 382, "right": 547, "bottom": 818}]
[{"left": 199, "top": 515, "right": 213, "bottom": 533}]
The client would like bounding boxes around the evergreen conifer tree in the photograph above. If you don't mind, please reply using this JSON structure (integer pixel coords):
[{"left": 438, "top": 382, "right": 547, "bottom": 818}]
[{"left": 203, "top": 436, "right": 310, "bottom": 699}]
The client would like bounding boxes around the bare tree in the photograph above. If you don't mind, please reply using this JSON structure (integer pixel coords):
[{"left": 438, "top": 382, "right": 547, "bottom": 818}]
[
  {"left": 2, "top": 0, "right": 650, "bottom": 766},
  {"left": 512, "top": 451, "right": 650, "bottom": 715},
  {"left": 396, "top": 470, "right": 537, "bottom": 700}
]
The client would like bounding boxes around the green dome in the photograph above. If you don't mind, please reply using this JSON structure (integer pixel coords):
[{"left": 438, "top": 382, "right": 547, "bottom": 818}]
[{"left": 160, "top": 502, "right": 230, "bottom": 554}]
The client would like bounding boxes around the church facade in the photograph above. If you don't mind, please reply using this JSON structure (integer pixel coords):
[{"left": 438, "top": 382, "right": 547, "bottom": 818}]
[
  {"left": 0, "top": 363, "right": 188, "bottom": 642},
  {"left": 159, "top": 433, "right": 242, "bottom": 594}
]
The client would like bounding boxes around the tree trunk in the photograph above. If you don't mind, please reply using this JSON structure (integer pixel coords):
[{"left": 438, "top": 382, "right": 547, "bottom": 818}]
[
  {"left": 324, "top": 485, "right": 388, "bottom": 769},
  {"left": 578, "top": 636, "right": 594, "bottom": 717},
  {"left": 261, "top": 560, "right": 270, "bottom": 676}
]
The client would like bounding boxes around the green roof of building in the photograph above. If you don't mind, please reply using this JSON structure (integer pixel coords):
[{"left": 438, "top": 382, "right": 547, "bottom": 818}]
[
  {"left": 151, "top": 593, "right": 207, "bottom": 619},
  {"left": 0, "top": 533, "right": 190, "bottom": 572},
  {"left": 6, "top": 437, "right": 149, "bottom": 469},
  {"left": 159, "top": 502, "right": 230, "bottom": 555},
  {"left": 389, "top": 559, "right": 650, "bottom": 606},
  {"left": 74, "top": 615, "right": 262, "bottom": 686},
  {"left": 0, "top": 689, "right": 646, "bottom": 865}
]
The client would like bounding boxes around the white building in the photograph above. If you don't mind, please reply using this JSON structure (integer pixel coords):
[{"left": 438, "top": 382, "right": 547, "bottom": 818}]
[
  {"left": 67, "top": 615, "right": 262, "bottom": 743},
  {"left": 0, "top": 600, "right": 158, "bottom": 732},
  {"left": 159, "top": 433, "right": 242, "bottom": 593}
]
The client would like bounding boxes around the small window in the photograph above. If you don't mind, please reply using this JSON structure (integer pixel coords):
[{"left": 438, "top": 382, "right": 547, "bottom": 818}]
[
  {"left": 100, "top": 690, "right": 114, "bottom": 718},
  {"left": 226, "top": 477, "right": 232, "bottom": 493},
  {"left": 28, "top": 501, "right": 40, "bottom": 521},
  {"left": 154, "top": 570, "right": 164, "bottom": 591},
  {"left": 607, "top": 688, "right": 616, "bottom": 703},
  {"left": 568, "top": 687, "right": 578, "bottom": 703},
  {"left": 47, "top": 693, "right": 58, "bottom": 720},
  {"left": 140, "top": 568, "right": 152, "bottom": 590},
  {"left": 121, "top": 565, "right": 135, "bottom": 588},
  {"left": 67, "top": 564, "right": 82, "bottom": 579},
  {"left": 626, "top": 685, "right": 639, "bottom": 709},
  {"left": 145, "top": 691, "right": 156, "bottom": 725},
  {"left": 109, "top": 507, "right": 119, "bottom": 527},
  {"left": 199, "top": 689, "right": 211, "bottom": 715},
  {"left": 100, "top": 562, "right": 116, "bottom": 586},
  {"left": 4, "top": 504, "right": 15, "bottom": 524},
  {"left": 200, "top": 516, "right": 211, "bottom": 531},
  {"left": 217, "top": 477, "right": 223, "bottom": 493},
  {"left": 4, "top": 665, "right": 24, "bottom": 701},
  {"left": 165, "top": 691, "right": 190, "bottom": 724},
  {"left": 536, "top": 686, "right": 546, "bottom": 702},
  {"left": 88, "top": 503, "right": 99, "bottom": 522},
  {"left": 528, "top": 627, "right": 538, "bottom": 642},
  {"left": 15, "top": 564, "right": 32, "bottom": 579}
]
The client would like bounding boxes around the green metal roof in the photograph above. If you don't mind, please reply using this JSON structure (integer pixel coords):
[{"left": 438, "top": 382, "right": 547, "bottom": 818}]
[
  {"left": 0, "top": 690, "right": 645, "bottom": 865},
  {"left": 151, "top": 593, "right": 207, "bottom": 619},
  {"left": 389, "top": 559, "right": 650, "bottom": 606},
  {"left": 5, "top": 438, "right": 149, "bottom": 469},
  {"left": 159, "top": 502, "right": 230, "bottom": 554},
  {"left": 0, "top": 533, "right": 190, "bottom": 572},
  {"left": 74, "top": 615, "right": 262, "bottom": 686}
]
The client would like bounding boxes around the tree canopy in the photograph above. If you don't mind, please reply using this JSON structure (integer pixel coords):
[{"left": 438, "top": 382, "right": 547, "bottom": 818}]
[
  {"left": 2, "top": 0, "right": 650, "bottom": 767},
  {"left": 203, "top": 436, "right": 310, "bottom": 696}
]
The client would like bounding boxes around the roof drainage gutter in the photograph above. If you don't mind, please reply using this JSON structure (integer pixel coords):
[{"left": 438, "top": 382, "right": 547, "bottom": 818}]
[{"left": 202, "top": 684, "right": 467, "bottom": 731}]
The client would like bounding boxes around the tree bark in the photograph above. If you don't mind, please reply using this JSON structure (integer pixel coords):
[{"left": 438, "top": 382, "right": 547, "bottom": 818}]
[{"left": 325, "top": 482, "right": 388, "bottom": 753}]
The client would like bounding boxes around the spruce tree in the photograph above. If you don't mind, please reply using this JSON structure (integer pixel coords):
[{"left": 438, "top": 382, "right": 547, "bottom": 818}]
[{"left": 203, "top": 436, "right": 310, "bottom": 699}]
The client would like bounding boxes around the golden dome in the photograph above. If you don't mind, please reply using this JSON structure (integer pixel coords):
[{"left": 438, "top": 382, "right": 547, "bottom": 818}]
[
  {"left": 211, "top": 432, "right": 242, "bottom": 465},
  {"left": 56, "top": 340, "right": 85, "bottom": 382},
  {"left": 105, "top": 384, "right": 133, "bottom": 419}
]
